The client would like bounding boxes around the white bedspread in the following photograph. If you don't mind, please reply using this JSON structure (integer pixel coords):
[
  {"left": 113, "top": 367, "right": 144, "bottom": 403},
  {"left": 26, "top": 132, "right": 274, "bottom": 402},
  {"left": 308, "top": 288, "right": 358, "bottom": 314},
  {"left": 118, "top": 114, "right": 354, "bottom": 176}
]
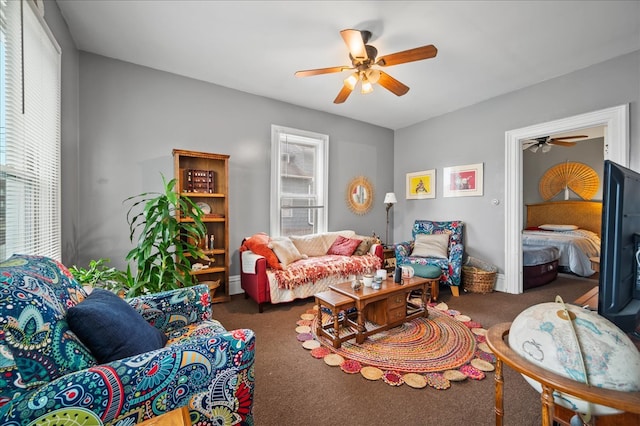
[{"left": 522, "top": 229, "right": 601, "bottom": 277}]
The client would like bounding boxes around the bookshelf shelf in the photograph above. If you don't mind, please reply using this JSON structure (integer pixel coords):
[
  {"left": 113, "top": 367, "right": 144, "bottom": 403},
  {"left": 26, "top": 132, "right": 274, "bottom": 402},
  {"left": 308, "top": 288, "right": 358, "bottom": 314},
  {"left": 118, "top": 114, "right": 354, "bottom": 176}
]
[
  {"left": 189, "top": 266, "right": 226, "bottom": 276},
  {"left": 179, "top": 192, "right": 225, "bottom": 198}
]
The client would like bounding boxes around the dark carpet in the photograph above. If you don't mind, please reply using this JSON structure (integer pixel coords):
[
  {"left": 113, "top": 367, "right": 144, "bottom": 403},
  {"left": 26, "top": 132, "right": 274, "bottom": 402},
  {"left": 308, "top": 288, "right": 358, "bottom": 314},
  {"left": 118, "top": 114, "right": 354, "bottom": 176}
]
[{"left": 213, "top": 274, "right": 599, "bottom": 426}]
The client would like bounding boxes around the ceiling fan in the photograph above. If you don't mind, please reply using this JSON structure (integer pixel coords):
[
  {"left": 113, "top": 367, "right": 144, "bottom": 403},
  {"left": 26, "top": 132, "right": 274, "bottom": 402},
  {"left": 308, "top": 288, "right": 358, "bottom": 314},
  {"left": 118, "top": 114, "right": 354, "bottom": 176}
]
[
  {"left": 522, "top": 135, "right": 589, "bottom": 153},
  {"left": 294, "top": 29, "right": 437, "bottom": 104}
]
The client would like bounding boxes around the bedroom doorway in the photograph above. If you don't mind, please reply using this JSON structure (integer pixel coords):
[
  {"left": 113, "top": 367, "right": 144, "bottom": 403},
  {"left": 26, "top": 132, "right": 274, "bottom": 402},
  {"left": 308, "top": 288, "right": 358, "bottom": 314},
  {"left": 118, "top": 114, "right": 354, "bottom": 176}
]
[{"left": 502, "top": 105, "right": 629, "bottom": 294}]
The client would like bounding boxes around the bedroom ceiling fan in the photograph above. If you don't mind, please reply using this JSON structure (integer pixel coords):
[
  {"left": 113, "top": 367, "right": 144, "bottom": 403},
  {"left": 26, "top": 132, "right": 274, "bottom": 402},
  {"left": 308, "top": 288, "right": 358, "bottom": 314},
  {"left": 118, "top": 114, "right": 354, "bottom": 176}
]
[
  {"left": 294, "top": 29, "right": 437, "bottom": 104},
  {"left": 522, "top": 135, "right": 589, "bottom": 153}
]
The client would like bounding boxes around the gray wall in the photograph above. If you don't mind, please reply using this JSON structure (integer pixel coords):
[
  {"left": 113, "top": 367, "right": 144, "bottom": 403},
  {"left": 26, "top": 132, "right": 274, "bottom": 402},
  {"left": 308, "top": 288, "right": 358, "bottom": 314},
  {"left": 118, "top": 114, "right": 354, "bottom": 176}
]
[
  {"left": 44, "top": 0, "right": 639, "bottom": 283},
  {"left": 393, "top": 50, "right": 639, "bottom": 272},
  {"left": 76, "top": 53, "right": 393, "bottom": 275},
  {"left": 44, "top": 1, "right": 80, "bottom": 265}
]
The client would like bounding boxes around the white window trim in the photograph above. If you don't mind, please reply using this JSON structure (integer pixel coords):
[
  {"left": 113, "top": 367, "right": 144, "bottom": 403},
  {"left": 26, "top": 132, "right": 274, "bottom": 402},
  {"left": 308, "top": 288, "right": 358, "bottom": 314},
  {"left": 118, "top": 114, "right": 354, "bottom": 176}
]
[
  {"left": 1, "top": 0, "right": 62, "bottom": 260},
  {"left": 270, "top": 125, "right": 328, "bottom": 237}
]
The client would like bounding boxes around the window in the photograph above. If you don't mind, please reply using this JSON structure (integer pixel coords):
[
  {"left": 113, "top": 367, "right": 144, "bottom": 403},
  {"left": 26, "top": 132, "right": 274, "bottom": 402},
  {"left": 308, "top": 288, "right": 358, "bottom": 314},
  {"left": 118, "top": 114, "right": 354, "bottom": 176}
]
[
  {"left": 0, "top": 0, "right": 61, "bottom": 260},
  {"left": 270, "top": 125, "right": 328, "bottom": 237}
]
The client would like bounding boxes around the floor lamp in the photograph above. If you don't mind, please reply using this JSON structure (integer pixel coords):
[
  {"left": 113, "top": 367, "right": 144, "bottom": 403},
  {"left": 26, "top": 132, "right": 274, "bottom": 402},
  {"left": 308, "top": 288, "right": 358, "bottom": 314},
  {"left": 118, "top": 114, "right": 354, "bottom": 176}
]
[{"left": 384, "top": 192, "right": 397, "bottom": 247}]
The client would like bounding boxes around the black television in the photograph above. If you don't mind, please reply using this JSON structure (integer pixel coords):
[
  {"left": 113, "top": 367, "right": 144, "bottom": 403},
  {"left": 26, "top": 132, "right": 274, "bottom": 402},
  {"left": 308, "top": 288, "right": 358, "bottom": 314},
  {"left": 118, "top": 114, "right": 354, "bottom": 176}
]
[{"left": 598, "top": 159, "right": 640, "bottom": 337}]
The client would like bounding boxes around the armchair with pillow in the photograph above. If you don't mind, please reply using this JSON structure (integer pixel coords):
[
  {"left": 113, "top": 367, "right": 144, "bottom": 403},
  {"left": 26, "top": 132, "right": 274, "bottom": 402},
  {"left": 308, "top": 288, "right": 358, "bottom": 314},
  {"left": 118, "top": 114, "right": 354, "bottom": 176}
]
[
  {"left": 395, "top": 220, "right": 464, "bottom": 297},
  {"left": 0, "top": 254, "right": 255, "bottom": 425}
]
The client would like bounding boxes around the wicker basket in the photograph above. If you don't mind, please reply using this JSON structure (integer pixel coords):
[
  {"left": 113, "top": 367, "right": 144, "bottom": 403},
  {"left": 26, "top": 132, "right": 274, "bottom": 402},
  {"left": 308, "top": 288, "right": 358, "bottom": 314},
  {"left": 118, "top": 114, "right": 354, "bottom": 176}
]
[
  {"left": 202, "top": 280, "right": 221, "bottom": 298},
  {"left": 462, "top": 256, "right": 497, "bottom": 294}
]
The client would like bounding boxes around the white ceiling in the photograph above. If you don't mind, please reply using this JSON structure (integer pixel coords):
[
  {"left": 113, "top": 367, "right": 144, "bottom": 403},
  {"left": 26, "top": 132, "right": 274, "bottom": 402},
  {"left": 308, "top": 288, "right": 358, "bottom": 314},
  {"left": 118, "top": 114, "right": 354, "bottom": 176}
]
[{"left": 55, "top": 1, "right": 640, "bottom": 130}]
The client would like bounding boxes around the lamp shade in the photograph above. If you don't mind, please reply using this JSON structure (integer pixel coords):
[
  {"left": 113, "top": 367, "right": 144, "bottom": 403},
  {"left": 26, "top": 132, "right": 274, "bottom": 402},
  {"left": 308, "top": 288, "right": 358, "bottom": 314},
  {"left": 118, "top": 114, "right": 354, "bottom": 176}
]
[{"left": 384, "top": 192, "right": 397, "bottom": 204}]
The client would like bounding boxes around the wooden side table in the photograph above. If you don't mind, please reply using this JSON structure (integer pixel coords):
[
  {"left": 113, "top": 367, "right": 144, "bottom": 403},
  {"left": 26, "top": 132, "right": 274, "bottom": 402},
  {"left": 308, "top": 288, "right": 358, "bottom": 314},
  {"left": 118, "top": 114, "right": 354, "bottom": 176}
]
[
  {"left": 485, "top": 322, "right": 640, "bottom": 426},
  {"left": 383, "top": 247, "right": 396, "bottom": 273},
  {"left": 314, "top": 290, "right": 357, "bottom": 348},
  {"left": 574, "top": 286, "right": 599, "bottom": 310}
]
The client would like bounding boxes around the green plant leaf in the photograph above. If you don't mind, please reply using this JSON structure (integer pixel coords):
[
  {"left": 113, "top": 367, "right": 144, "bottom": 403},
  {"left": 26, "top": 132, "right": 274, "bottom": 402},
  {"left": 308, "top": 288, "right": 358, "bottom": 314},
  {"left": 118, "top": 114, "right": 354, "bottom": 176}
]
[{"left": 123, "top": 173, "right": 206, "bottom": 296}]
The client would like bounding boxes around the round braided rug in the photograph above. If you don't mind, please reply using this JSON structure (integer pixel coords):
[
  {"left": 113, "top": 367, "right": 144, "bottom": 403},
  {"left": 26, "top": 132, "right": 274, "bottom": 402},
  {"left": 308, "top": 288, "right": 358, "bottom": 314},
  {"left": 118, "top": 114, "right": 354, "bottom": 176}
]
[{"left": 309, "top": 306, "right": 478, "bottom": 373}]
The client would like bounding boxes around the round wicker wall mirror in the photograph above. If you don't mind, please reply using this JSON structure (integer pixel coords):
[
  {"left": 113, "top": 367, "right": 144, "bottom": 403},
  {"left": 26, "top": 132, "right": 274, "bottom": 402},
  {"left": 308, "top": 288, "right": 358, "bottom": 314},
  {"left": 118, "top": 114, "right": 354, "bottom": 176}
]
[{"left": 346, "top": 176, "right": 374, "bottom": 215}]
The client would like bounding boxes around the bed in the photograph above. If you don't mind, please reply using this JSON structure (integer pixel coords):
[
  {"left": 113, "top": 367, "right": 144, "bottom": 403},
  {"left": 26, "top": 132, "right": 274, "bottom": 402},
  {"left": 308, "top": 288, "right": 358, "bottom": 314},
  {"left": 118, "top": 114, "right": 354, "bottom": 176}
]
[{"left": 523, "top": 201, "right": 602, "bottom": 277}]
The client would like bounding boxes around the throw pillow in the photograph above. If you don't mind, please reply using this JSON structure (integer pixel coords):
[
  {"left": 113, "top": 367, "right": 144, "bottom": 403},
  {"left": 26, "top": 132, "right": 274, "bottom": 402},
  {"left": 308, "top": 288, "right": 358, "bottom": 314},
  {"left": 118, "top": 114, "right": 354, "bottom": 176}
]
[
  {"left": 270, "top": 237, "right": 306, "bottom": 268},
  {"left": 322, "top": 230, "right": 356, "bottom": 248},
  {"left": 0, "top": 254, "right": 97, "bottom": 388},
  {"left": 67, "top": 288, "right": 168, "bottom": 364},
  {"left": 353, "top": 236, "right": 374, "bottom": 256},
  {"left": 411, "top": 233, "right": 450, "bottom": 259},
  {"left": 327, "top": 235, "right": 363, "bottom": 256},
  {"left": 242, "top": 233, "right": 282, "bottom": 270},
  {"left": 539, "top": 224, "right": 579, "bottom": 231},
  {"left": 290, "top": 234, "right": 331, "bottom": 257}
]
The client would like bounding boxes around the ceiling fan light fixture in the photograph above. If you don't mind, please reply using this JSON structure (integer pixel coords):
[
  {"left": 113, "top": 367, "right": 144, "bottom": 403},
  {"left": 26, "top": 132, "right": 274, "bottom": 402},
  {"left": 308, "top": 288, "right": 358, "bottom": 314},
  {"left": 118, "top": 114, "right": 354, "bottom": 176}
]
[
  {"left": 365, "top": 69, "right": 381, "bottom": 84},
  {"left": 541, "top": 144, "right": 552, "bottom": 153},
  {"left": 344, "top": 73, "right": 358, "bottom": 90},
  {"left": 361, "top": 78, "right": 374, "bottom": 94},
  {"left": 529, "top": 145, "right": 539, "bottom": 153}
]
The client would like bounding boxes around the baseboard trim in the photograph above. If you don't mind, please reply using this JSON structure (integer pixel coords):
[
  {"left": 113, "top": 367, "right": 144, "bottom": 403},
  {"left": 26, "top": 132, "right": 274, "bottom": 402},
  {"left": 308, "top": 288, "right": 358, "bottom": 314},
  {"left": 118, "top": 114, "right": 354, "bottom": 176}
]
[
  {"left": 229, "top": 274, "right": 242, "bottom": 296},
  {"left": 493, "top": 273, "right": 506, "bottom": 293}
]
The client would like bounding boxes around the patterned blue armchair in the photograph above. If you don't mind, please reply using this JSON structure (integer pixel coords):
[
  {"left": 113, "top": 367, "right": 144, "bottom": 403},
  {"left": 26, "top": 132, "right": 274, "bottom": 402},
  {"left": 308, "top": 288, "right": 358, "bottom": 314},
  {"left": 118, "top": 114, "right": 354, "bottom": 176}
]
[
  {"left": 395, "top": 220, "right": 464, "bottom": 295},
  {"left": 0, "top": 254, "right": 255, "bottom": 425}
]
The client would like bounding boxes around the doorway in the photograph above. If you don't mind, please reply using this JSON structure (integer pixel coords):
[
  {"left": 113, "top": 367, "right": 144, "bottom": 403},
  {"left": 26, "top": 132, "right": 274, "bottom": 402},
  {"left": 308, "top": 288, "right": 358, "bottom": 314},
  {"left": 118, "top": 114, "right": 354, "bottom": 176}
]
[{"left": 502, "top": 105, "right": 629, "bottom": 294}]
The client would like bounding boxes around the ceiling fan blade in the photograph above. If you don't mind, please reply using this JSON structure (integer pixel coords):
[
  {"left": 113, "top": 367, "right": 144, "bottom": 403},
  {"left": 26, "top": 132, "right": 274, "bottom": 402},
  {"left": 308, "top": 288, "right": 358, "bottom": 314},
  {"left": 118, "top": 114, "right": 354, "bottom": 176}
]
[
  {"left": 522, "top": 141, "right": 538, "bottom": 149},
  {"left": 548, "top": 140, "right": 577, "bottom": 147},
  {"left": 333, "top": 84, "right": 353, "bottom": 104},
  {"left": 549, "top": 135, "right": 588, "bottom": 141},
  {"left": 295, "top": 66, "right": 351, "bottom": 77},
  {"left": 377, "top": 71, "right": 409, "bottom": 96},
  {"left": 377, "top": 44, "right": 438, "bottom": 67},
  {"left": 340, "top": 29, "right": 368, "bottom": 61}
]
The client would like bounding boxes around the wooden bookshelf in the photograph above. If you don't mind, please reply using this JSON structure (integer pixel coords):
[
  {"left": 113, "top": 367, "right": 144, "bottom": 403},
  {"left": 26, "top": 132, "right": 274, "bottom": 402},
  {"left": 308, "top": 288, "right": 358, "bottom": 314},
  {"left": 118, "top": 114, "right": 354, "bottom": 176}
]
[{"left": 173, "top": 149, "right": 230, "bottom": 303}]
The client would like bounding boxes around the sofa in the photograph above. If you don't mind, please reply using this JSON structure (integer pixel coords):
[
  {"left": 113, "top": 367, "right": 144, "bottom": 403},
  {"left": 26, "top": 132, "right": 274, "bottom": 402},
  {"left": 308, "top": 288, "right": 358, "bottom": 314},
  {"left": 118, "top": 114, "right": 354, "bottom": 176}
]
[
  {"left": 240, "top": 231, "right": 383, "bottom": 312},
  {"left": 0, "top": 254, "right": 255, "bottom": 425},
  {"left": 395, "top": 220, "right": 464, "bottom": 297}
]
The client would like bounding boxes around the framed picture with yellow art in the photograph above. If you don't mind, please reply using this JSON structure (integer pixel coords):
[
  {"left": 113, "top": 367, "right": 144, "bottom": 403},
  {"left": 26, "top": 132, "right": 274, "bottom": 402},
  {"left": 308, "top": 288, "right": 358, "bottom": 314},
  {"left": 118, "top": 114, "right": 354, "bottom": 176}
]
[
  {"left": 443, "top": 163, "right": 484, "bottom": 197},
  {"left": 406, "top": 170, "right": 435, "bottom": 199}
]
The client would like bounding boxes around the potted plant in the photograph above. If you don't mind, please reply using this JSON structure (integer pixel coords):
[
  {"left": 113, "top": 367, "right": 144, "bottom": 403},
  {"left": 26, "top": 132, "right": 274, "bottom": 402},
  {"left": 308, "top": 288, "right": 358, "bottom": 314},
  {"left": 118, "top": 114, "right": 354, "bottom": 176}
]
[
  {"left": 124, "top": 174, "right": 207, "bottom": 297},
  {"left": 69, "top": 258, "right": 130, "bottom": 296}
]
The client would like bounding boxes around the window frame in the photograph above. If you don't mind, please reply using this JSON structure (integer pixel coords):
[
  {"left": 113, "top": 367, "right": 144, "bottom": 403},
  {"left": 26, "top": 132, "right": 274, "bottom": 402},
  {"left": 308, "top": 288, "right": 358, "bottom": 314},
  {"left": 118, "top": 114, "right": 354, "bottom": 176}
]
[
  {"left": 270, "top": 125, "right": 328, "bottom": 237},
  {"left": 0, "top": 0, "right": 62, "bottom": 260}
]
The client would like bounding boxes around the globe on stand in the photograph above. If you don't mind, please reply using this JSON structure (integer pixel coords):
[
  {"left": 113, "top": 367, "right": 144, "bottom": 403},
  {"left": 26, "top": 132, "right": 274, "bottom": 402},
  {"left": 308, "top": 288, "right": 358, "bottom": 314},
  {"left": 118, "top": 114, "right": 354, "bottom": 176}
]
[{"left": 509, "top": 300, "right": 640, "bottom": 416}]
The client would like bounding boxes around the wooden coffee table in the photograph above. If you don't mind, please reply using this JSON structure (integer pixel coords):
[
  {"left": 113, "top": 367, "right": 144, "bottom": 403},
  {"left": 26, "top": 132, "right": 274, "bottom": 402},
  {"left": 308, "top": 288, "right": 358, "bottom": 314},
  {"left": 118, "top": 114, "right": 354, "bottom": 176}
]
[{"left": 330, "top": 276, "right": 433, "bottom": 344}]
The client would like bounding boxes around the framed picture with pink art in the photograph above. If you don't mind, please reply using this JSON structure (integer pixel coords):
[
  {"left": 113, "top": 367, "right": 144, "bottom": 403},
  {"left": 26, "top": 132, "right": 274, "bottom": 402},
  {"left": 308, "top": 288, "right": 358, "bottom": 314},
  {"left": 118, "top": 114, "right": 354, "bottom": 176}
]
[
  {"left": 406, "top": 169, "right": 436, "bottom": 199},
  {"left": 443, "top": 163, "right": 483, "bottom": 197}
]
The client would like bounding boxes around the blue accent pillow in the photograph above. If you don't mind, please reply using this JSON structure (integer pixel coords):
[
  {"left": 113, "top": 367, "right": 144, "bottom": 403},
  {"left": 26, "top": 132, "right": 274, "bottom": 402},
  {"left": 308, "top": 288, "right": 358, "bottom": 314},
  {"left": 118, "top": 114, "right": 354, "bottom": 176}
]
[
  {"left": 67, "top": 288, "right": 168, "bottom": 363},
  {"left": 410, "top": 264, "right": 443, "bottom": 279}
]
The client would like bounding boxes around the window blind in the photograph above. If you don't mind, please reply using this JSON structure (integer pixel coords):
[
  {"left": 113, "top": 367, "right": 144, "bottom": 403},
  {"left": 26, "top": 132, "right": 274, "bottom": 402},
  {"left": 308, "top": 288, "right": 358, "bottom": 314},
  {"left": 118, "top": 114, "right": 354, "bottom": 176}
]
[{"left": 0, "top": 0, "right": 61, "bottom": 260}]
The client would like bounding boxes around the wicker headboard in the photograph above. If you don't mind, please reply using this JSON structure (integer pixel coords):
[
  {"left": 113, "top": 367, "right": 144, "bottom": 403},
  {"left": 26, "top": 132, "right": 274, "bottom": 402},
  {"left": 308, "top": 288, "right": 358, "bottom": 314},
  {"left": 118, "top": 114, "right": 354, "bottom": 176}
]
[{"left": 525, "top": 201, "right": 602, "bottom": 236}]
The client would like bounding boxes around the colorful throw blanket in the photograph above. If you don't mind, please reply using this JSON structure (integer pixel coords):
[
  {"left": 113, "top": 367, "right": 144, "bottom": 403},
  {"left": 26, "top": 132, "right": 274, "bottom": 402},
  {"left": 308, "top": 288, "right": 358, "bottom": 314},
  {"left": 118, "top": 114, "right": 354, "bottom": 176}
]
[{"left": 272, "top": 254, "right": 382, "bottom": 290}]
